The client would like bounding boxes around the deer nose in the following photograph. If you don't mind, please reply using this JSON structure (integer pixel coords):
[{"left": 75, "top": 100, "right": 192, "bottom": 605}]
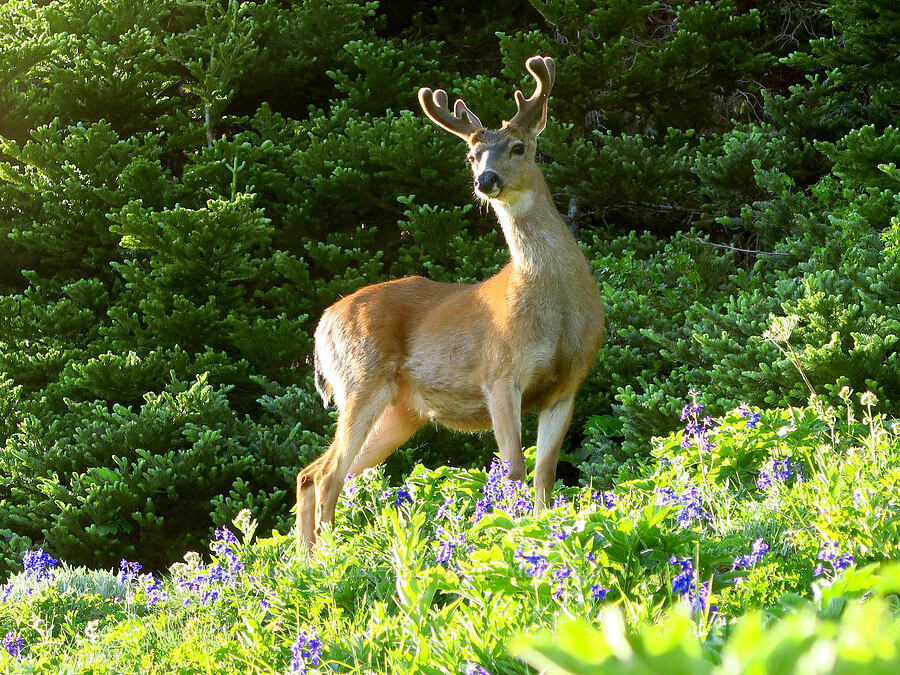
[{"left": 475, "top": 171, "right": 502, "bottom": 197}]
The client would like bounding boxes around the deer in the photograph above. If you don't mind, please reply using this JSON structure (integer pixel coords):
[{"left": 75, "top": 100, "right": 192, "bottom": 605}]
[{"left": 296, "top": 55, "right": 605, "bottom": 549}]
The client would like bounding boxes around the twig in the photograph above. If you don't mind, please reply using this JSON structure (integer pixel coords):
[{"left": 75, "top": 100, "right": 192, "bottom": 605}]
[{"left": 685, "top": 237, "right": 789, "bottom": 257}]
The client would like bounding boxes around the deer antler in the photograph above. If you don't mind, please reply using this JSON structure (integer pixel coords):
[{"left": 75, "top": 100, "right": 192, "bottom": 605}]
[
  {"left": 418, "top": 87, "right": 484, "bottom": 141},
  {"left": 506, "top": 55, "right": 556, "bottom": 133}
]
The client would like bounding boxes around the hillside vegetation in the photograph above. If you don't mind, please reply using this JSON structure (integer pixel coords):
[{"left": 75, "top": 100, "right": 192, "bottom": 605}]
[{"left": 0, "top": 1, "right": 899, "bottom": 667}]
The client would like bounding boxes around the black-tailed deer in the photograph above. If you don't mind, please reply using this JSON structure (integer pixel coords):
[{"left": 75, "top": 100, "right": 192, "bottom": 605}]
[{"left": 297, "top": 56, "right": 605, "bottom": 548}]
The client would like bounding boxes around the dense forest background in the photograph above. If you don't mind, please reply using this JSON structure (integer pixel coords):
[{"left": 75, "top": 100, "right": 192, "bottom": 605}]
[{"left": 0, "top": 0, "right": 897, "bottom": 574}]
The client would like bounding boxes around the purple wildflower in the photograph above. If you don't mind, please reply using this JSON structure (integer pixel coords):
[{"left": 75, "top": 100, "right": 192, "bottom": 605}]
[
  {"left": 2, "top": 631, "right": 23, "bottom": 661},
  {"left": 738, "top": 405, "right": 761, "bottom": 429},
  {"left": 290, "top": 632, "right": 323, "bottom": 674},
  {"left": 474, "top": 458, "right": 532, "bottom": 522},
  {"left": 670, "top": 556, "right": 695, "bottom": 597},
  {"left": 395, "top": 486, "right": 413, "bottom": 507},
  {"left": 516, "top": 549, "right": 549, "bottom": 578},
  {"left": 593, "top": 490, "right": 618, "bottom": 508},
  {"left": 22, "top": 549, "right": 58, "bottom": 584},
  {"left": 731, "top": 538, "right": 769, "bottom": 582},
  {"left": 816, "top": 541, "right": 854, "bottom": 576},
  {"left": 657, "top": 486, "right": 710, "bottom": 528},
  {"left": 591, "top": 584, "right": 609, "bottom": 601},
  {"left": 680, "top": 394, "right": 715, "bottom": 453},
  {"left": 552, "top": 494, "right": 569, "bottom": 509},
  {"left": 117, "top": 559, "right": 142, "bottom": 585},
  {"left": 435, "top": 532, "right": 465, "bottom": 566}
]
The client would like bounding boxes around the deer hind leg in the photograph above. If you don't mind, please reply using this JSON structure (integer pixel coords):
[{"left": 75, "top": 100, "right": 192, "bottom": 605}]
[
  {"left": 348, "top": 404, "right": 423, "bottom": 475},
  {"left": 533, "top": 396, "right": 574, "bottom": 510},
  {"left": 296, "top": 385, "right": 394, "bottom": 550}
]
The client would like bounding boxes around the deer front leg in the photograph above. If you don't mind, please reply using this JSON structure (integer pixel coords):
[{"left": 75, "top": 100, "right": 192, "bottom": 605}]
[
  {"left": 484, "top": 379, "right": 526, "bottom": 482},
  {"left": 534, "top": 396, "right": 574, "bottom": 510}
]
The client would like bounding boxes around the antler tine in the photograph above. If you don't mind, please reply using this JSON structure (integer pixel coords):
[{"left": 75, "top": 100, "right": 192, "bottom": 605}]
[
  {"left": 507, "top": 55, "right": 556, "bottom": 132},
  {"left": 418, "top": 87, "right": 484, "bottom": 141}
]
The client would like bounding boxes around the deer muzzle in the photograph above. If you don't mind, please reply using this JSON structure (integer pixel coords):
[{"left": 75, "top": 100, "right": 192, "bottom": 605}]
[{"left": 475, "top": 170, "right": 502, "bottom": 198}]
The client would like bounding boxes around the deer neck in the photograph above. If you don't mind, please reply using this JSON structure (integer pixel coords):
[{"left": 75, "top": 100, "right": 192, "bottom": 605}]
[{"left": 491, "top": 178, "right": 585, "bottom": 285}]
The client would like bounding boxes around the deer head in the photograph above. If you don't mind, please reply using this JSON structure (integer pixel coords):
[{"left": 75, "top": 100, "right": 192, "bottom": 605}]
[{"left": 418, "top": 56, "right": 556, "bottom": 203}]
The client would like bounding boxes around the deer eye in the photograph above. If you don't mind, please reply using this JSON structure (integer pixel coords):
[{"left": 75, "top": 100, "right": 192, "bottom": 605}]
[
  {"left": 466, "top": 154, "right": 476, "bottom": 164},
  {"left": 511, "top": 143, "right": 526, "bottom": 156}
]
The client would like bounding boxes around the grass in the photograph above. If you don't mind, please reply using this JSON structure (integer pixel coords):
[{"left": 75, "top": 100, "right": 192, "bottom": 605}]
[{"left": 2, "top": 391, "right": 900, "bottom": 673}]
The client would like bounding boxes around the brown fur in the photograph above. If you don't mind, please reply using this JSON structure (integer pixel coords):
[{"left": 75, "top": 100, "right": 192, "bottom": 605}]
[{"left": 296, "top": 56, "right": 605, "bottom": 550}]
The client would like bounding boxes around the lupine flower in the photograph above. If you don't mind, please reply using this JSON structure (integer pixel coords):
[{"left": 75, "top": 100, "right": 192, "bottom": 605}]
[
  {"left": 737, "top": 405, "right": 761, "bottom": 429},
  {"left": 814, "top": 541, "right": 854, "bottom": 577},
  {"left": 680, "top": 395, "right": 715, "bottom": 453},
  {"left": 757, "top": 458, "right": 801, "bottom": 490},
  {"left": 2, "top": 631, "right": 23, "bottom": 661},
  {"left": 290, "top": 632, "right": 323, "bottom": 674},
  {"left": 117, "top": 559, "right": 142, "bottom": 585},
  {"left": 656, "top": 486, "right": 711, "bottom": 528},
  {"left": 593, "top": 490, "right": 618, "bottom": 509},
  {"left": 177, "top": 530, "right": 245, "bottom": 606},
  {"left": 591, "top": 584, "right": 609, "bottom": 600},
  {"left": 516, "top": 549, "right": 549, "bottom": 578},
  {"left": 0, "top": 584, "right": 12, "bottom": 604},
  {"left": 731, "top": 538, "right": 769, "bottom": 582},
  {"left": 474, "top": 459, "right": 531, "bottom": 522},
  {"left": 22, "top": 549, "right": 58, "bottom": 584},
  {"left": 552, "top": 494, "right": 569, "bottom": 509},
  {"left": 395, "top": 486, "right": 413, "bottom": 507},
  {"left": 670, "top": 556, "right": 714, "bottom": 618}
]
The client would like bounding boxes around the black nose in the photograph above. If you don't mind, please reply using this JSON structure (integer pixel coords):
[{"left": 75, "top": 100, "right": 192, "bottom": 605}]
[{"left": 475, "top": 171, "right": 502, "bottom": 196}]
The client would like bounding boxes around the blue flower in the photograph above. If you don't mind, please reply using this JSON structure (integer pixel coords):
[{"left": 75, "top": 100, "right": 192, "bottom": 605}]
[
  {"left": 435, "top": 533, "right": 465, "bottom": 566},
  {"left": 395, "top": 486, "right": 413, "bottom": 507},
  {"left": 117, "top": 559, "right": 142, "bottom": 585},
  {"left": 758, "top": 458, "right": 801, "bottom": 490},
  {"left": 657, "top": 486, "right": 710, "bottom": 528},
  {"left": 2, "top": 631, "right": 23, "bottom": 661},
  {"left": 474, "top": 458, "right": 532, "bottom": 522},
  {"left": 22, "top": 549, "right": 58, "bottom": 583},
  {"left": 731, "top": 538, "right": 769, "bottom": 582},
  {"left": 593, "top": 490, "right": 618, "bottom": 508},
  {"left": 591, "top": 584, "right": 609, "bottom": 600},
  {"left": 670, "top": 556, "right": 695, "bottom": 597},
  {"left": 290, "top": 632, "right": 323, "bottom": 674},
  {"left": 516, "top": 549, "right": 549, "bottom": 578},
  {"left": 816, "top": 541, "right": 854, "bottom": 575},
  {"left": 738, "top": 405, "right": 761, "bottom": 429}
]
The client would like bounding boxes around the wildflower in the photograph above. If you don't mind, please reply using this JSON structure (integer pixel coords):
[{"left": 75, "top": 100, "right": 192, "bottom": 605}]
[
  {"left": 731, "top": 538, "right": 769, "bottom": 582},
  {"left": 670, "top": 556, "right": 695, "bottom": 597},
  {"left": 344, "top": 473, "right": 359, "bottom": 499},
  {"left": 737, "top": 405, "right": 761, "bottom": 429},
  {"left": 435, "top": 532, "right": 465, "bottom": 567},
  {"left": 474, "top": 458, "right": 531, "bottom": 522},
  {"left": 0, "top": 584, "right": 12, "bottom": 604},
  {"left": 657, "top": 486, "right": 710, "bottom": 528},
  {"left": 395, "top": 486, "right": 413, "bottom": 507},
  {"left": 290, "top": 632, "right": 323, "bottom": 675},
  {"left": 816, "top": 541, "right": 854, "bottom": 576},
  {"left": 117, "top": 559, "right": 142, "bottom": 585},
  {"left": 22, "top": 549, "right": 58, "bottom": 584},
  {"left": 757, "top": 458, "right": 801, "bottom": 490},
  {"left": 552, "top": 567, "right": 573, "bottom": 600},
  {"left": 591, "top": 584, "right": 609, "bottom": 601},
  {"left": 436, "top": 496, "right": 456, "bottom": 520},
  {"left": 2, "top": 631, "right": 23, "bottom": 661},
  {"left": 552, "top": 494, "right": 568, "bottom": 509},
  {"left": 680, "top": 393, "right": 715, "bottom": 453},
  {"left": 593, "top": 490, "right": 617, "bottom": 508},
  {"left": 516, "top": 549, "right": 549, "bottom": 578},
  {"left": 141, "top": 573, "right": 167, "bottom": 608}
]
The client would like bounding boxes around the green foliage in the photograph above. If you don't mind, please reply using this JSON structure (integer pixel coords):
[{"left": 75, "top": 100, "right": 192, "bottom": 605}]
[
  {"left": 0, "top": 0, "right": 899, "bottom": 582},
  {"left": 0, "top": 401, "right": 898, "bottom": 672}
]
